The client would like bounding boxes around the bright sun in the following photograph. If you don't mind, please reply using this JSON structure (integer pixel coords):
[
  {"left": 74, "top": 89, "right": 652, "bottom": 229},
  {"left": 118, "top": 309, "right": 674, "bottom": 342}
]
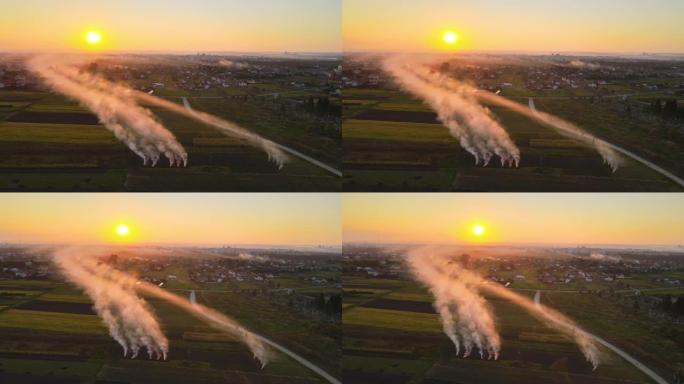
[
  {"left": 472, "top": 224, "right": 486, "bottom": 237},
  {"left": 116, "top": 224, "right": 130, "bottom": 237},
  {"left": 85, "top": 31, "right": 102, "bottom": 45},
  {"left": 443, "top": 31, "right": 458, "bottom": 45}
]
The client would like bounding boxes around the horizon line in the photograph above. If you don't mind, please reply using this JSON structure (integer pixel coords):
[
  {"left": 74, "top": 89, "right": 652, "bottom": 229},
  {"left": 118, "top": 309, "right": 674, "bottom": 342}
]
[
  {"left": 343, "top": 49, "right": 684, "bottom": 57},
  {"left": 342, "top": 241, "right": 684, "bottom": 250},
  {"left": 0, "top": 241, "right": 343, "bottom": 250}
]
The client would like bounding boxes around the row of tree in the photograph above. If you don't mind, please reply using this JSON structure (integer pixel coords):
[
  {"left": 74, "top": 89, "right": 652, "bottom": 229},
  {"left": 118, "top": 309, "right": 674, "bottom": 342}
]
[
  {"left": 660, "top": 295, "right": 684, "bottom": 316},
  {"left": 652, "top": 99, "right": 684, "bottom": 119}
]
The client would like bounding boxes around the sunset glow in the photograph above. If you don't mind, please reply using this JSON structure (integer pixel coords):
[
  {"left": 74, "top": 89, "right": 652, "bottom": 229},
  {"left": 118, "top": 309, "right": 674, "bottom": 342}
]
[
  {"left": 0, "top": 0, "right": 341, "bottom": 53},
  {"left": 472, "top": 224, "right": 485, "bottom": 237},
  {"left": 0, "top": 194, "right": 341, "bottom": 246},
  {"left": 343, "top": 194, "right": 684, "bottom": 246},
  {"left": 442, "top": 31, "right": 458, "bottom": 45},
  {"left": 343, "top": 0, "right": 684, "bottom": 53},
  {"left": 115, "top": 224, "right": 130, "bottom": 237},
  {"left": 85, "top": 31, "right": 102, "bottom": 45}
]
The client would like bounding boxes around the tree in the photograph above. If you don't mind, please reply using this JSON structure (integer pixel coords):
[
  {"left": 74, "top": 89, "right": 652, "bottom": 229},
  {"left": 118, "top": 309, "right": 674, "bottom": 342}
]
[
  {"left": 653, "top": 99, "right": 663, "bottom": 114},
  {"left": 663, "top": 99, "right": 678, "bottom": 118}
]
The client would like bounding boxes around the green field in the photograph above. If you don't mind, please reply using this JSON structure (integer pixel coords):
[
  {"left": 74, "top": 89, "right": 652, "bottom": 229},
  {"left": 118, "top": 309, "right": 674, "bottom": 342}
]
[
  {"left": 0, "top": 70, "right": 341, "bottom": 192},
  {"left": 0, "top": 272, "right": 340, "bottom": 384},
  {"left": 342, "top": 273, "right": 682, "bottom": 384},
  {"left": 343, "top": 88, "right": 683, "bottom": 191}
]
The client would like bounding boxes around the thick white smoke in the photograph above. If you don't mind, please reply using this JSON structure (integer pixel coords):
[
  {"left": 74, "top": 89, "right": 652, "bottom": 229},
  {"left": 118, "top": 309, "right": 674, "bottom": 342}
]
[
  {"left": 218, "top": 60, "right": 250, "bottom": 70},
  {"left": 407, "top": 249, "right": 501, "bottom": 359},
  {"left": 53, "top": 247, "right": 169, "bottom": 360},
  {"left": 381, "top": 55, "right": 622, "bottom": 171},
  {"left": 569, "top": 60, "right": 601, "bottom": 70},
  {"left": 27, "top": 55, "right": 188, "bottom": 167},
  {"left": 25, "top": 54, "right": 290, "bottom": 168},
  {"left": 589, "top": 252, "right": 622, "bottom": 263},
  {"left": 53, "top": 65, "right": 289, "bottom": 168},
  {"left": 382, "top": 55, "right": 520, "bottom": 167},
  {"left": 406, "top": 247, "right": 601, "bottom": 369},
  {"left": 237, "top": 253, "right": 270, "bottom": 263},
  {"left": 52, "top": 247, "right": 270, "bottom": 366}
]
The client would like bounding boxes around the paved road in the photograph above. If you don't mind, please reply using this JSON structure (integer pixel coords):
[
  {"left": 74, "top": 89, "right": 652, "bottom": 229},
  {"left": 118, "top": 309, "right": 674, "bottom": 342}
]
[
  {"left": 528, "top": 97, "right": 684, "bottom": 188},
  {"left": 188, "top": 288, "right": 340, "bottom": 384},
  {"left": 254, "top": 333, "right": 341, "bottom": 384},
  {"left": 530, "top": 286, "right": 670, "bottom": 384},
  {"left": 582, "top": 331, "right": 670, "bottom": 384},
  {"left": 181, "top": 97, "right": 342, "bottom": 177}
]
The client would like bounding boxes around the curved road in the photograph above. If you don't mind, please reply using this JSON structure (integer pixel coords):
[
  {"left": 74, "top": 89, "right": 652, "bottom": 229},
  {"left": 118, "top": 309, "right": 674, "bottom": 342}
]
[
  {"left": 254, "top": 334, "right": 342, "bottom": 384},
  {"left": 528, "top": 98, "right": 684, "bottom": 188},
  {"left": 187, "top": 289, "right": 341, "bottom": 384},
  {"left": 534, "top": 290, "right": 670, "bottom": 384},
  {"left": 182, "top": 97, "right": 342, "bottom": 177}
]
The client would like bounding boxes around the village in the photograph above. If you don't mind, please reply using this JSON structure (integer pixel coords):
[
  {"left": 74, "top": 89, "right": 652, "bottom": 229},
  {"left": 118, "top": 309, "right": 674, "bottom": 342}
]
[{"left": 342, "top": 55, "right": 684, "bottom": 96}]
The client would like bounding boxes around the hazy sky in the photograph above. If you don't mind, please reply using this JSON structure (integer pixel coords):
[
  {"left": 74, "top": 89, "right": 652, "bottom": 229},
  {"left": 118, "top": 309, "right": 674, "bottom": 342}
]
[
  {"left": 0, "top": 0, "right": 341, "bottom": 53},
  {"left": 0, "top": 194, "right": 341, "bottom": 246},
  {"left": 343, "top": 194, "right": 684, "bottom": 246},
  {"left": 344, "top": 0, "right": 684, "bottom": 53}
]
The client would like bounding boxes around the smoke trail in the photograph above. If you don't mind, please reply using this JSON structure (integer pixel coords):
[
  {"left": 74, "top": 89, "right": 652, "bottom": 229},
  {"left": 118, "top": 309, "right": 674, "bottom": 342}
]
[
  {"left": 52, "top": 247, "right": 270, "bottom": 365},
  {"left": 136, "top": 282, "right": 271, "bottom": 366},
  {"left": 382, "top": 55, "right": 520, "bottom": 167},
  {"left": 569, "top": 60, "right": 601, "bottom": 70},
  {"left": 26, "top": 55, "right": 187, "bottom": 167},
  {"left": 50, "top": 59, "right": 289, "bottom": 168},
  {"left": 218, "top": 60, "right": 250, "bottom": 70},
  {"left": 407, "top": 249, "right": 501, "bottom": 359},
  {"left": 406, "top": 247, "right": 601, "bottom": 368},
  {"left": 421, "top": 61, "right": 623, "bottom": 171},
  {"left": 53, "top": 247, "right": 169, "bottom": 360}
]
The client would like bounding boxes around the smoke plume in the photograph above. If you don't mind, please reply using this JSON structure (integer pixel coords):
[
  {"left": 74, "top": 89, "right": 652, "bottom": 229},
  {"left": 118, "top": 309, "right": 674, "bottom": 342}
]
[
  {"left": 424, "top": 63, "right": 622, "bottom": 171},
  {"left": 218, "top": 60, "right": 250, "bottom": 70},
  {"left": 52, "top": 247, "right": 270, "bottom": 366},
  {"left": 25, "top": 55, "right": 289, "bottom": 168},
  {"left": 382, "top": 55, "right": 520, "bottom": 167},
  {"left": 381, "top": 55, "right": 622, "bottom": 171},
  {"left": 406, "top": 247, "right": 601, "bottom": 369},
  {"left": 589, "top": 252, "right": 622, "bottom": 263},
  {"left": 48, "top": 57, "right": 288, "bottom": 168},
  {"left": 53, "top": 247, "right": 169, "bottom": 360},
  {"left": 56, "top": 67, "right": 288, "bottom": 167},
  {"left": 27, "top": 55, "right": 188, "bottom": 167},
  {"left": 569, "top": 60, "right": 601, "bottom": 70},
  {"left": 407, "top": 249, "right": 501, "bottom": 359}
]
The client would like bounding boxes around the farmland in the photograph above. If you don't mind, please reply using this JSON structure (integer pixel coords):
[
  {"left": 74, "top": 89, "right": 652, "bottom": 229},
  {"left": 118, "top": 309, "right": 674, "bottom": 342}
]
[
  {"left": 342, "top": 56, "right": 684, "bottom": 191},
  {"left": 0, "top": 246, "right": 342, "bottom": 384},
  {"left": 342, "top": 246, "right": 684, "bottom": 384},
  {"left": 0, "top": 55, "right": 341, "bottom": 191}
]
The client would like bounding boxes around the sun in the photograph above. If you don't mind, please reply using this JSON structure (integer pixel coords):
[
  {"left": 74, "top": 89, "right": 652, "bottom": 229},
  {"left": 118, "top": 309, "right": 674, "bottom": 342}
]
[
  {"left": 115, "top": 224, "right": 130, "bottom": 237},
  {"left": 85, "top": 31, "right": 102, "bottom": 45},
  {"left": 443, "top": 31, "right": 458, "bottom": 45},
  {"left": 472, "top": 224, "right": 486, "bottom": 237}
]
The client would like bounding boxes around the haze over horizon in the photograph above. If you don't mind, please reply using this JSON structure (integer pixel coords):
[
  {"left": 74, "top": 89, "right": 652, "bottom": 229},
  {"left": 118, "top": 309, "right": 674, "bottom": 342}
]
[
  {"left": 0, "top": 0, "right": 341, "bottom": 53},
  {"left": 343, "top": 194, "right": 684, "bottom": 247},
  {"left": 344, "top": 0, "right": 684, "bottom": 54},
  {"left": 0, "top": 194, "right": 342, "bottom": 246}
]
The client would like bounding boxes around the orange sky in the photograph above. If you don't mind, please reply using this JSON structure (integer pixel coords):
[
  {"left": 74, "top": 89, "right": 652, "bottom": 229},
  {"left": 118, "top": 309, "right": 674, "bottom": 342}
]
[
  {"left": 0, "top": 0, "right": 341, "bottom": 53},
  {"left": 344, "top": 0, "right": 684, "bottom": 53},
  {"left": 0, "top": 194, "right": 341, "bottom": 246},
  {"left": 343, "top": 194, "right": 684, "bottom": 246}
]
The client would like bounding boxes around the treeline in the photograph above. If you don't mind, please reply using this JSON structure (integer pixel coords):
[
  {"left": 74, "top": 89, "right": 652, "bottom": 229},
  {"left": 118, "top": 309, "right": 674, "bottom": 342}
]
[
  {"left": 311, "top": 293, "right": 342, "bottom": 318},
  {"left": 652, "top": 99, "right": 684, "bottom": 120},
  {"left": 305, "top": 96, "right": 342, "bottom": 117},
  {"left": 660, "top": 295, "right": 684, "bottom": 316}
]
